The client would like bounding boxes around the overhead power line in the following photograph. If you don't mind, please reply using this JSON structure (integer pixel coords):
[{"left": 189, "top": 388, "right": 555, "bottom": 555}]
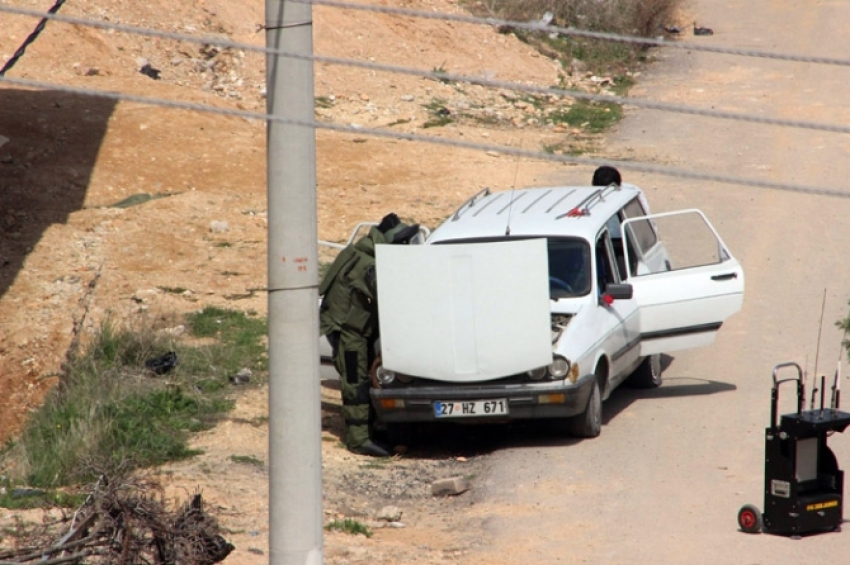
[
  {"left": 1, "top": 74, "right": 848, "bottom": 200},
  {"left": 2, "top": 5, "right": 850, "bottom": 138},
  {"left": 298, "top": 0, "right": 850, "bottom": 68},
  {"left": 0, "top": 0, "right": 67, "bottom": 76},
  {"left": 6, "top": 2, "right": 850, "bottom": 71}
]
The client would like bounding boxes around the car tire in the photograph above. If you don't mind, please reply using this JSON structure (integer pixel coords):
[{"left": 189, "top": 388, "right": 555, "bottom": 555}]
[
  {"left": 626, "top": 354, "right": 662, "bottom": 389},
  {"left": 568, "top": 378, "right": 602, "bottom": 438},
  {"left": 385, "top": 422, "right": 413, "bottom": 449}
]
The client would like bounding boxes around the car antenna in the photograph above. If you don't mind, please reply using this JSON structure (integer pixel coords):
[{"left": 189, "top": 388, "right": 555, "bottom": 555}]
[
  {"left": 811, "top": 288, "right": 827, "bottom": 410},
  {"left": 505, "top": 139, "right": 522, "bottom": 236}
]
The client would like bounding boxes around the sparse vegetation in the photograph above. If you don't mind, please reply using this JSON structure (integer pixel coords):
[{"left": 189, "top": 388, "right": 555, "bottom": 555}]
[
  {"left": 230, "top": 455, "right": 264, "bottom": 467},
  {"left": 0, "top": 485, "right": 85, "bottom": 510},
  {"left": 325, "top": 518, "right": 373, "bottom": 538},
  {"left": 0, "top": 307, "right": 268, "bottom": 489},
  {"left": 468, "top": 0, "right": 683, "bottom": 72},
  {"left": 423, "top": 98, "right": 455, "bottom": 128},
  {"left": 835, "top": 305, "right": 850, "bottom": 356},
  {"left": 158, "top": 285, "right": 188, "bottom": 295},
  {"left": 548, "top": 100, "right": 622, "bottom": 132},
  {"left": 315, "top": 95, "right": 334, "bottom": 108},
  {"left": 431, "top": 62, "right": 451, "bottom": 84}
]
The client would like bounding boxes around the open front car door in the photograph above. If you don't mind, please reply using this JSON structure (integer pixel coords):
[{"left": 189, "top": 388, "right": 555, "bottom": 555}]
[{"left": 623, "top": 209, "right": 744, "bottom": 356}]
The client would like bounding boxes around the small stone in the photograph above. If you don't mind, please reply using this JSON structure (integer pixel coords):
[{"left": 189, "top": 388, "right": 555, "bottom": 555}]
[
  {"left": 485, "top": 151, "right": 499, "bottom": 157},
  {"left": 132, "top": 288, "right": 161, "bottom": 303},
  {"left": 431, "top": 476, "right": 470, "bottom": 497},
  {"left": 377, "top": 505, "right": 402, "bottom": 522},
  {"left": 248, "top": 548, "right": 264, "bottom": 555},
  {"left": 85, "top": 67, "right": 100, "bottom": 76},
  {"left": 209, "top": 220, "right": 229, "bottom": 233},
  {"left": 400, "top": 94, "right": 415, "bottom": 102},
  {"left": 359, "top": 93, "right": 370, "bottom": 101},
  {"left": 161, "top": 325, "right": 186, "bottom": 337},
  {"left": 388, "top": 522, "right": 406, "bottom": 528}
]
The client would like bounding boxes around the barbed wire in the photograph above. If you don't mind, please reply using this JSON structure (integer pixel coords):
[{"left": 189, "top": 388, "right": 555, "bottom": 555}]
[
  {"left": 298, "top": 0, "right": 850, "bottom": 68},
  {"left": 1, "top": 74, "right": 847, "bottom": 200},
  {"left": 2, "top": 5, "right": 850, "bottom": 138}
]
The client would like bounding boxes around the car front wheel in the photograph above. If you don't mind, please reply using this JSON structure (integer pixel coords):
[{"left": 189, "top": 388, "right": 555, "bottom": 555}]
[{"left": 568, "top": 378, "right": 601, "bottom": 438}]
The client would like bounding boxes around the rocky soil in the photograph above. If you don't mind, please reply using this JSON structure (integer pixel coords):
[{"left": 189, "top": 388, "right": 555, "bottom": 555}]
[{"left": 0, "top": 0, "right": 649, "bottom": 562}]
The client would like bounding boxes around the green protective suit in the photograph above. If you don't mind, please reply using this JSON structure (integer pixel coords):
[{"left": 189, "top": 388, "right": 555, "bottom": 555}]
[{"left": 319, "top": 227, "right": 389, "bottom": 450}]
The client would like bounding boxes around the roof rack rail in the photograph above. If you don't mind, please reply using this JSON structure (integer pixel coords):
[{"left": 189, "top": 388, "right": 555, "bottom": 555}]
[
  {"left": 555, "top": 184, "right": 621, "bottom": 219},
  {"left": 452, "top": 187, "right": 492, "bottom": 221}
]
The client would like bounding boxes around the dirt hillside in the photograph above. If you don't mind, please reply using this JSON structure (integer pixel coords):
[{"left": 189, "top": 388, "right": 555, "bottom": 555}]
[{"left": 1, "top": 0, "right": 638, "bottom": 562}]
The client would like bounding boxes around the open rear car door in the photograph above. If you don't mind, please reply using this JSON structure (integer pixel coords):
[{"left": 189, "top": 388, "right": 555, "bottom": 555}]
[{"left": 623, "top": 209, "right": 744, "bottom": 356}]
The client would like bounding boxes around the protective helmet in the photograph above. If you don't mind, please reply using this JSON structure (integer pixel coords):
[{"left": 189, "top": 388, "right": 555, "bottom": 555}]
[{"left": 384, "top": 221, "right": 420, "bottom": 244}]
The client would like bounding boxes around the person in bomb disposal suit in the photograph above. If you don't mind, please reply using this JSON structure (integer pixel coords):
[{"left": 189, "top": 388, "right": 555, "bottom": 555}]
[{"left": 319, "top": 213, "right": 420, "bottom": 457}]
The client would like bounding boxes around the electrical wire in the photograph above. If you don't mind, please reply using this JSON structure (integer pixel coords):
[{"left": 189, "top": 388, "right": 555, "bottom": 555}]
[
  {"left": 297, "top": 0, "right": 850, "bottom": 68},
  {"left": 3, "top": 6, "right": 850, "bottom": 137},
  {"left": 2, "top": 73, "right": 848, "bottom": 200}
]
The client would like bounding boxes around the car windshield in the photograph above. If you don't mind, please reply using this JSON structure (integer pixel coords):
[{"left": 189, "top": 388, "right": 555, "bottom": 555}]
[
  {"left": 432, "top": 236, "right": 591, "bottom": 300},
  {"left": 547, "top": 238, "right": 591, "bottom": 299}
]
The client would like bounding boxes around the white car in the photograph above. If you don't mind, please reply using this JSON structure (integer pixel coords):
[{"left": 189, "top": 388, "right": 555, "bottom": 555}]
[{"left": 327, "top": 183, "right": 745, "bottom": 438}]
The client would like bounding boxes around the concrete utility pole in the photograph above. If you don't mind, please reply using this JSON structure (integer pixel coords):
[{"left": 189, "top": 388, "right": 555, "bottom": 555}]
[{"left": 265, "top": 0, "right": 323, "bottom": 563}]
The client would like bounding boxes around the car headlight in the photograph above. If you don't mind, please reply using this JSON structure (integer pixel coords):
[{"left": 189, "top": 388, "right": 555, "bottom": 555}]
[
  {"left": 375, "top": 366, "right": 396, "bottom": 385},
  {"left": 548, "top": 356, "right": 570, "bottom": 379},
  {"left": 526, "top": 367, "right": 547, "bottom": 381}
]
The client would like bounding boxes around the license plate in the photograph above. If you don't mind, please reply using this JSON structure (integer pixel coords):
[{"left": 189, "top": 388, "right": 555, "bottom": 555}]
[{"left": 433, "top": 399, "right": 509, "bottom": 418}]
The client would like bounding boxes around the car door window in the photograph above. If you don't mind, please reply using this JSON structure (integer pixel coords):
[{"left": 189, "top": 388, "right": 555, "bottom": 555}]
[
  {"left": 620, "top": 209, "right": 744, "bottom": 355},
  {"left": 621, "top": 199, "right": 658, "bottom": 272},
  {"left": 595, "top": 230, "right": 619, "bottom": 294},
  {"left": 633, "top": 210, "right": 730, "bottom": 272}
]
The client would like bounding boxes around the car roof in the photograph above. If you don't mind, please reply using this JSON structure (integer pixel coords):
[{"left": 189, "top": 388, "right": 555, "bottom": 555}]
[{"left": 428, "top": 183, "right": 643, "bottom": 242}]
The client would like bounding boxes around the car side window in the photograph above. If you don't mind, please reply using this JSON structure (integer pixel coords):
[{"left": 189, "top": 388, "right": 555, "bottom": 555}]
[
  {"left": 620, "top": 198, "right": 657, "bottom": 276},
  {"left": 621, "top": 198, "right": 657, "bottom": 252},
  {"left": 605, "top": 213, "right": 629, "bottom": 281},
  {"left": 595, "top": 230, "right": 619, "bottom": 295}
]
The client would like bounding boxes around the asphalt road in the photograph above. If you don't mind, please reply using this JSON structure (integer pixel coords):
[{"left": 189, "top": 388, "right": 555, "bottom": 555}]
[{"left": 472, "top": 1, "right": 850, "bottom": 563}]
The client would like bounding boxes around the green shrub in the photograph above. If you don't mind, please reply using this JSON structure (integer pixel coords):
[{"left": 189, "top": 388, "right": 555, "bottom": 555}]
[
  {"left": 325, "top": 518, "right": 373, "bottom": 538},
  {"left": 1, "top": 308, "right": 267, "bottom": 489}
]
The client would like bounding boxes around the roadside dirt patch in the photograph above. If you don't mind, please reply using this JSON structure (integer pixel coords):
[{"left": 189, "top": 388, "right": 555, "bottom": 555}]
[{"left": 1, "top": 0, "right": 635, "bottom": 562}]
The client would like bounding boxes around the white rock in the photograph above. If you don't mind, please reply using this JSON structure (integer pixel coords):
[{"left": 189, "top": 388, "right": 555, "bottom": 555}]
[
  {"left": 209, "top": 220, "right": 229, "bottom": 233},
  {"left": 376, "top": 505, "right": 403, "bottom": 522},
  {"left": 431, "top": 476, "right": 470, "bottom": 496}
]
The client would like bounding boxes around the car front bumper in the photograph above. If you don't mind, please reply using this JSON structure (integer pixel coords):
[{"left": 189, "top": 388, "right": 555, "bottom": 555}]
[{"left": 370, "top": 373, "right": 595, "bottom": 423}]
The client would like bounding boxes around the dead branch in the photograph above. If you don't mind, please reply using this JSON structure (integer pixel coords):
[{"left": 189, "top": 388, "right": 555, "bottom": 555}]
[{"left": 0, "top": 473, "right": 233, "bottom": 565}]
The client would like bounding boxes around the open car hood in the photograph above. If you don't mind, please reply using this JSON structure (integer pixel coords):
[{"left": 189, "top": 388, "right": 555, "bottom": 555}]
[{"left": 376, "top": 240, "right": 552, "bottom": 383}]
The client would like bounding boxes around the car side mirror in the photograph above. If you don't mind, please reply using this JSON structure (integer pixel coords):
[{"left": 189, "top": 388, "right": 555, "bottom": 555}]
[{"left": 600, "top": 283, "right": 633, "bottom": 305}]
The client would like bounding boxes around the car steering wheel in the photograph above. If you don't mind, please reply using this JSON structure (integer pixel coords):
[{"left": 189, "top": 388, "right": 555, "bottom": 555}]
[{"left": 549, "top": 276, "right": 573, "bottom": 293}]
